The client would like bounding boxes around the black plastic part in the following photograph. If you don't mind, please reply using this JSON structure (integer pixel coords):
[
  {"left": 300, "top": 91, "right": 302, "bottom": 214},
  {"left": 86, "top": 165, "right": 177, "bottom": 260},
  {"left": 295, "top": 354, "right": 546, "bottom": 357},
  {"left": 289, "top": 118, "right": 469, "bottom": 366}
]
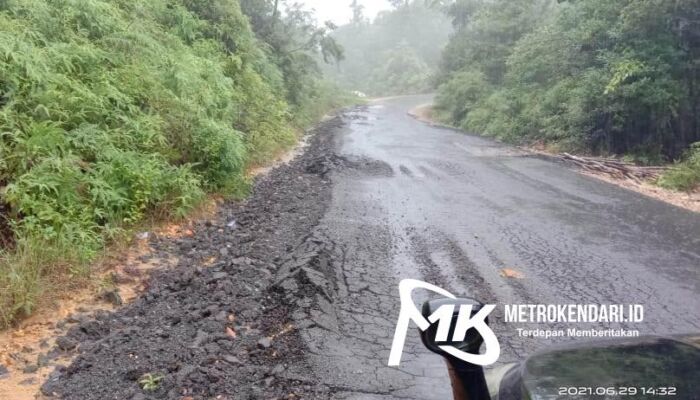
[
  {"left": 420, "top": 298, "right": 492, "bottom": 400},
  {"left": 497, "top": 364, "right": 523, "bottom": 400},
  {"left": 448, "top": 358, "right": 492, "bottom": 400},
  {"left": 419, "top": 298, "right": 486, "bottom": 355}
]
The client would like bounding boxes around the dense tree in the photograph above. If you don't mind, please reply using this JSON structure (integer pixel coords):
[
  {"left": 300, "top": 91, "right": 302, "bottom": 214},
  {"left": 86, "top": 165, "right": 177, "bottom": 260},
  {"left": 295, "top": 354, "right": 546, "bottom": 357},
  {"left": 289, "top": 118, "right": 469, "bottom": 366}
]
[
  {"left": 239, "top": 0, "right": 344, "bottom": 123},
  {"left": 434, "top": 0, "right": 700, "bottom": 178},
  {"left": 327, "top": 0, "right": 451, "bottom": 95},
  {"left": 350, "top": 0, "right": 366, "bottom": 25}
]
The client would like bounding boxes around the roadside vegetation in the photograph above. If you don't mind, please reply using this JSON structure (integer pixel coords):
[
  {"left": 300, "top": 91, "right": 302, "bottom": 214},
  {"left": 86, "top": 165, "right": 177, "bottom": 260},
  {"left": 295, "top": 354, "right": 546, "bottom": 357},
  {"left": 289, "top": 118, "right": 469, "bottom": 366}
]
[
  {"left": 658, "top": 144, "right": 700, "bottom": 191},
  {"left": 0, "top": 0, "right": 350, "bottom": 327},
  {"left": 325, "top": 0, "right": 451, "bottom": 96},
  {"left": 431, "top": 0, "right": 700, "bottom": 191}
]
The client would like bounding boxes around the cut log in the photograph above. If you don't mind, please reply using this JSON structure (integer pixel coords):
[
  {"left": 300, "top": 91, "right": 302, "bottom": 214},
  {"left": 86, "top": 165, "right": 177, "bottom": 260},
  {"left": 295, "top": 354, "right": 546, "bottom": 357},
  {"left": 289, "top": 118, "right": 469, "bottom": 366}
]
[{"left": 559, "top": 153, "right": 668, "bottom": 182}]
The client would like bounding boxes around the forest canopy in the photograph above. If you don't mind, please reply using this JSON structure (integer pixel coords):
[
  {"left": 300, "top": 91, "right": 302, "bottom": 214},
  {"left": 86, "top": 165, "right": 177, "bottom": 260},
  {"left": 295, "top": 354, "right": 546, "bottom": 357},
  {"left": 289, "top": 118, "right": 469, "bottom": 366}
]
[
  {"left": 325, "top": 0, "right": 451, "bottom": 96},
  {"left": 432, "top": 0, "right": 700, "bottom": 181}
]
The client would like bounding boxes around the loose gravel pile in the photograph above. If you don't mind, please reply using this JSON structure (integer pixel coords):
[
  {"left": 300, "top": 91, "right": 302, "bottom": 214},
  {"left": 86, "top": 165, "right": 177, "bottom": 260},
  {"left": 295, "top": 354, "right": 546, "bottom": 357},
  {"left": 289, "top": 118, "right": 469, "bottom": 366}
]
[{"left": 41, "top": 114, "right": 352, "bottom": 400}]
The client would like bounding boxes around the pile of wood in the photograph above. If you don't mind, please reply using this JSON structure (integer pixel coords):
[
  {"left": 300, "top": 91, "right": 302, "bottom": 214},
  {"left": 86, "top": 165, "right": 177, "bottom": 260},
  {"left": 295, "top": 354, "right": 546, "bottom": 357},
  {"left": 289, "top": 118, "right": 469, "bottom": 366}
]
[{"left": 559, "top": 153, "right": 668, "bottom": 182}]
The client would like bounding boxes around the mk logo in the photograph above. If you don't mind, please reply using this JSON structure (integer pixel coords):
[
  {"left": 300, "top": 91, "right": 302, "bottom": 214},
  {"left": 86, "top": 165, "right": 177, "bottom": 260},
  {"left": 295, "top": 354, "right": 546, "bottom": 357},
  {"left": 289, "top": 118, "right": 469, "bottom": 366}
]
[{"left": 388, "top": 279, "right": 500, "bottom": 366}]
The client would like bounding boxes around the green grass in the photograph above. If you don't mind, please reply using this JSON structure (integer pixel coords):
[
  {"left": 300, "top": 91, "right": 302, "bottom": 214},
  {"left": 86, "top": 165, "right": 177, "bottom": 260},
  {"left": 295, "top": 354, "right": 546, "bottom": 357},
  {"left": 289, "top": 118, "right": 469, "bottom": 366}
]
[
  {"left": 0, "top": 0, "right": 347, "bottom": 327},
  {"left": 658, "top": 143, "right": 700, "bottom": 192},
  {"left": 139, "top": 373, "right": 164, "bottom": 392}
]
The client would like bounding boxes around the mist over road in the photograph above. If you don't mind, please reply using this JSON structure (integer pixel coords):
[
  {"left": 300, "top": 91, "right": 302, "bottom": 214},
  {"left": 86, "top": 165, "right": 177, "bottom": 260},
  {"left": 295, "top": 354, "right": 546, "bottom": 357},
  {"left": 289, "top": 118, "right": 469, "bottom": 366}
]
[{"left": 297, "top": 95, "right": 700, "bottom": 399}]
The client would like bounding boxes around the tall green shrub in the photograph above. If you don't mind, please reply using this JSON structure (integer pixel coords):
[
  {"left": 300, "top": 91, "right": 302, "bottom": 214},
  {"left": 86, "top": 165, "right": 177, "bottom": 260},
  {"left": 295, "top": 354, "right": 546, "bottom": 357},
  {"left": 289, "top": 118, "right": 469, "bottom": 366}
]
[{"left": 0, "top": 0, "right": 303, "bottom": 325}]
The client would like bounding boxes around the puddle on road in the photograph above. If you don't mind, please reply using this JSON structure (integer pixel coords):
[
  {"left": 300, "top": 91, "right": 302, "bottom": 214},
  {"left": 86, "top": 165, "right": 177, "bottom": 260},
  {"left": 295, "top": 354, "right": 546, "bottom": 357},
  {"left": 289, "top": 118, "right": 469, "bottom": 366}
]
[{"left": 452, "top": 141, "right": 526, "bottom": 158}]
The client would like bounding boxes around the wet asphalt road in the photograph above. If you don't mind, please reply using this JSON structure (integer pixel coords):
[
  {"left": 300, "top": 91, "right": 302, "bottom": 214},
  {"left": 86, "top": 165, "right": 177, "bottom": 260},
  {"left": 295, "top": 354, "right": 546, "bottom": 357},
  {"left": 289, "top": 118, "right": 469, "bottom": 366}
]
[{"left": 299, "top": 95, "right": 700, "bottom": 399}]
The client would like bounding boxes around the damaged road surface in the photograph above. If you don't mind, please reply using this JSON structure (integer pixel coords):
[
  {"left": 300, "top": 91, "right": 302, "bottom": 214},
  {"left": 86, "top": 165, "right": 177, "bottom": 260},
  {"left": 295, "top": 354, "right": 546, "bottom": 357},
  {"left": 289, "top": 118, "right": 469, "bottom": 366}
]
[{"left": 42, "top": 96, "right": 700, "bottom": 399}]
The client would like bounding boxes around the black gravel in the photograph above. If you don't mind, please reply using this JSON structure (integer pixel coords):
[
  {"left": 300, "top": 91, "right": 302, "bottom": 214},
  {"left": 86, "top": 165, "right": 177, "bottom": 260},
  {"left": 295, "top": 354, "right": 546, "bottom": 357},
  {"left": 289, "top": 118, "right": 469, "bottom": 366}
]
[{"left": 40, "top": 114, "right": 352, "bottom": 400}]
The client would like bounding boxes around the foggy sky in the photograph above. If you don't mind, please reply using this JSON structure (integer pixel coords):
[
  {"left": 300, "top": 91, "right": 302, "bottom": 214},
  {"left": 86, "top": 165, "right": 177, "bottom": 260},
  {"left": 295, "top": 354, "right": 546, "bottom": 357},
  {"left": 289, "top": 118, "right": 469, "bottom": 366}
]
[{"left": 297, "top": 0, "right": 393, "bottom": 24}]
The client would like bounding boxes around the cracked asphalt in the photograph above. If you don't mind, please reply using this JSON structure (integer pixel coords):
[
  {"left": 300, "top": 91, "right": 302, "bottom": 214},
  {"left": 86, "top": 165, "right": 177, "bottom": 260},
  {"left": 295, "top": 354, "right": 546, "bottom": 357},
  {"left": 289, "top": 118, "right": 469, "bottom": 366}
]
[
  {"left": 39, "top": 95, "right": 700, "bottom": 399},
  {"left": 288, "top": 95, "right": 700, "bottom": 399}
]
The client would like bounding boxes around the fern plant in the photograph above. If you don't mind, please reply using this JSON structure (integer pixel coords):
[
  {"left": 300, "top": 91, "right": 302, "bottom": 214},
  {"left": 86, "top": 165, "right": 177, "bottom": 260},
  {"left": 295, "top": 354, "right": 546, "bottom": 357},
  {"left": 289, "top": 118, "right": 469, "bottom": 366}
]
[{"left": 0, "top": 0, "right": 298, "bottom": 326}]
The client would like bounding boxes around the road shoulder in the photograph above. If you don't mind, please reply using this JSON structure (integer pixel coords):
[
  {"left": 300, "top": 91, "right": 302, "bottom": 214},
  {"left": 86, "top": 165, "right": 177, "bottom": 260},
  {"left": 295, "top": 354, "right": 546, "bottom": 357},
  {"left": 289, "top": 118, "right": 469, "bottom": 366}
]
[{"left": 408, "top": 104, "right": 700, "bottom": 213}]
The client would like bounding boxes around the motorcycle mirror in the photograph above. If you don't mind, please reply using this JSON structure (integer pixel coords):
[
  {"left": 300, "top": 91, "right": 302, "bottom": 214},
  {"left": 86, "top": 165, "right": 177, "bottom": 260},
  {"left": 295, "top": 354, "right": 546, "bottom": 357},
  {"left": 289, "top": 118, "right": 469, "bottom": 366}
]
[{"left": 420, "top": 297, "right": 487, "bottom": 361}]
